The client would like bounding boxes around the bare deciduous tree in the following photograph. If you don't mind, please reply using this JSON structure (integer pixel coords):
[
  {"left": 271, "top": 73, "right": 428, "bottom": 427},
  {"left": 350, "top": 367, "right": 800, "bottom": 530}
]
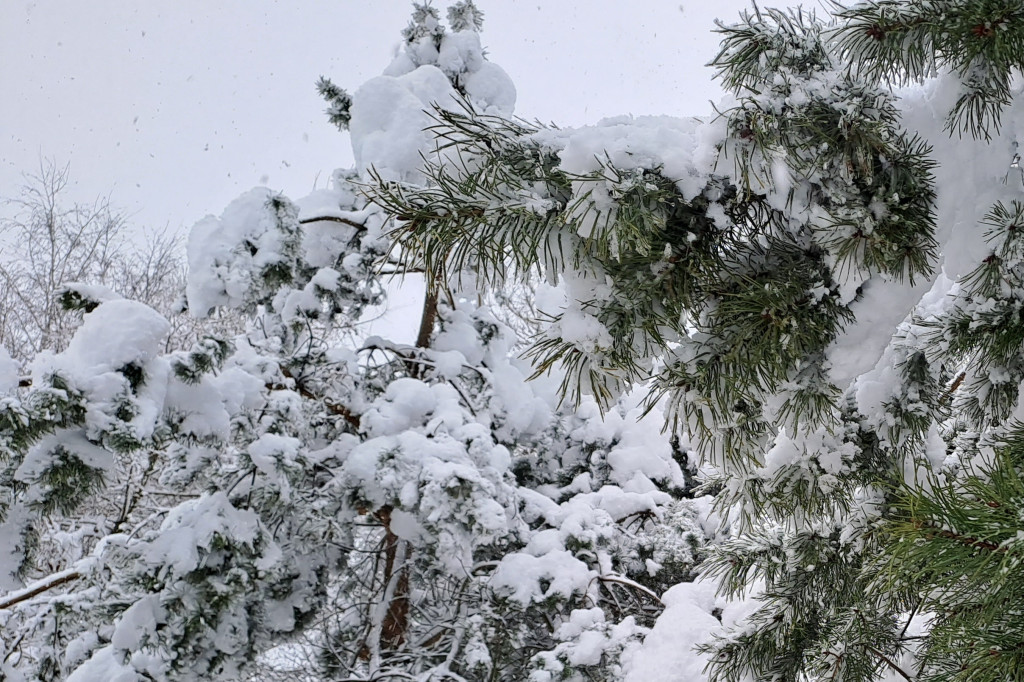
[
  {"left": 0, "top": 160, "right": 124, "bottom": 360},
  {"left": 0, "top": 159, "right": 223, "bottom": 364}
]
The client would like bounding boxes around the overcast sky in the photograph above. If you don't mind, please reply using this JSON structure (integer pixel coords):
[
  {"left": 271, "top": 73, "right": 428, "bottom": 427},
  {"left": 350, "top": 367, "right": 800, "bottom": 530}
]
[{"left": 1, "top": 0, "right": 750, "bottom": 234}]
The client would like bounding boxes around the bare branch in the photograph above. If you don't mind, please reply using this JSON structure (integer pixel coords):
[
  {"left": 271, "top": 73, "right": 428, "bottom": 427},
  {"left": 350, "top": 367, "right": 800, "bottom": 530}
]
[
  {"left": 298, "top": 215, "right": 367, "bottom": 231},
  {"left": 0, "top": 567, "right": 81, "bottom": 611}
]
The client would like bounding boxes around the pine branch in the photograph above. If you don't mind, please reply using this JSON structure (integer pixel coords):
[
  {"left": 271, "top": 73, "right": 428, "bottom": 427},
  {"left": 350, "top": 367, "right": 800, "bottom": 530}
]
[
  {"left": 833, "top": 0, "right": 1024, "bottom": 139},
  {"left": 865, "top": 644, "right": 914, "bottom": 682},
  {"left": 0, "top": 566, "right": 82, "bottom": 610},
  {"left": 596, "top": 574, "right": 665, "bottom": 606},
  {"left": 914, "top": 520, "right": 1006, "bottom": 554},
  {"left": 316, "top": 76, "right": 353, "bottom": 131}
]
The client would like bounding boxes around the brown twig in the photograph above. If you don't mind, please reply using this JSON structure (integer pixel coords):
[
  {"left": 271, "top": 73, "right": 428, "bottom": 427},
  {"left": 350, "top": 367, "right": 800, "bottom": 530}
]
[
  {"left": 931, "top": 527, "right": 1004, "bottom": 553},
  {"left": 298, "top": 215, "right": 367, "bottom": 231},
  {"left": 942, "top": 371, "right": 967, "bottom": 404},
  {"left": 915, "top": 519, "right": 1005, "bottom": 553},
  {"left": 865, "top": 644, "right": 913, "bottom": 682}
]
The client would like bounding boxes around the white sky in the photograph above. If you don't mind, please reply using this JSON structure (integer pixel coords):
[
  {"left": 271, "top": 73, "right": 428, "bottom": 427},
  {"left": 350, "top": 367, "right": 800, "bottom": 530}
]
[{"left": 2, "top": 0, "right": 750, "bottom": 234}]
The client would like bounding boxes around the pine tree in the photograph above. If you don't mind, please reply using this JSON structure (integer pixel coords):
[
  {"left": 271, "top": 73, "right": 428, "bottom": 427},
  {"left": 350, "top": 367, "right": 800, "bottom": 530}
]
[{"left": 369, "top": 1, "right": 1024, "bottom": 681}]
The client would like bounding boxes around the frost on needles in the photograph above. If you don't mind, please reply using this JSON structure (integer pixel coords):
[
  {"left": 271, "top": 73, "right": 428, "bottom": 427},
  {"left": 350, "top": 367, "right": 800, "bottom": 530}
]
[{"left": 4, "top": 2, "right": 1024, "bottom": 682}]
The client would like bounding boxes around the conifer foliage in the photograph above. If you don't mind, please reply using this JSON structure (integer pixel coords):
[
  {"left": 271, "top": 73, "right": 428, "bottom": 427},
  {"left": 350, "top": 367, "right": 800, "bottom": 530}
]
[{"left": 372, "top": 1, "right": 1024, "bottom": 681}]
